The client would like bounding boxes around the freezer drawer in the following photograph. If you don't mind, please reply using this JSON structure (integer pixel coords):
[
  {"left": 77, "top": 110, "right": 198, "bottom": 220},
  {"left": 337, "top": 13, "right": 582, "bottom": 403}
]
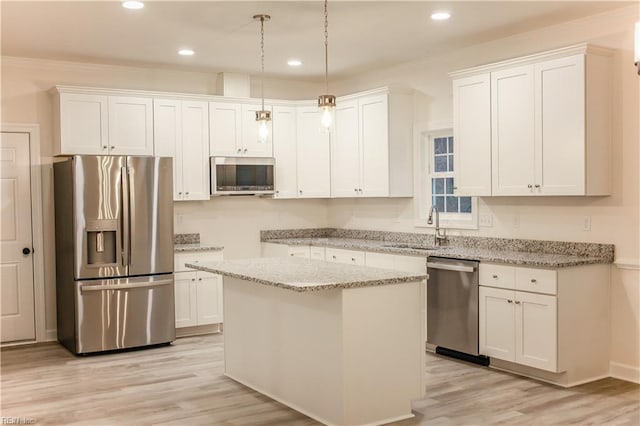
[{"left": 74, "top": 274, "right": 176, "bottom": 354}]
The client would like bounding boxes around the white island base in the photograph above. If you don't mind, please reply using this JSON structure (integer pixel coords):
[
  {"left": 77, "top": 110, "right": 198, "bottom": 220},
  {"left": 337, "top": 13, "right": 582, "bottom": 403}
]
[{"left": 223, "top": 276, "right": 425, "bottom": 426}]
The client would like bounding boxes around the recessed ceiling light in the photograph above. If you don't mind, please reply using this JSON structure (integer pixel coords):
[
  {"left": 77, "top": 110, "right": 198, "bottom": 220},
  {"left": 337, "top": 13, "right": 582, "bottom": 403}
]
[
  {"left": 122, "top": 1, "right": 144, "bottom": 10},
  {"left": 178, "top": 49, "right": 195, "bottom": 56},
  {"left": 431, "top": 11, "right": 451, "bottom": 21},
  {"left": 287, "top": 59, "right": 303, "bottom": 67}
]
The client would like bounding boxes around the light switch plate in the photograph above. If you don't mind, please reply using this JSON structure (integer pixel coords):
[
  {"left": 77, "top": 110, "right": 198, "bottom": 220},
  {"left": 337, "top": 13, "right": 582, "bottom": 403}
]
[
  {"left": 513, "top": 214, "right": 520, "bottom": 228},
  {"left": 479, "top": 214, "right": 493, "bottom": 227},
  {"left": 583, "top": 216, "right": 591, "bottom": 231}
]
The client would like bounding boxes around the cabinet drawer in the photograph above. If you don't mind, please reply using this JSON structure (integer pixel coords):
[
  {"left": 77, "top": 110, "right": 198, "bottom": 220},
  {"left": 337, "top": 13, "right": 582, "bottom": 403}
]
[
  {"left": 516, "top": 267, "right": 557, "bottom": 295},
  {"left": 175, "top": 251, "right": 224, "bottom": 272},
  {"left": 309, "top": 246, "right": 326, "bottom": 260},
  {"left": 479, "top": 263, "right": 516, "bottom": 289},
  {"left": 288, "top": 246, "right": 311, "bottom": 258},
  {"left": 325, "top": 247, "right": 365, "bottom": 265}
]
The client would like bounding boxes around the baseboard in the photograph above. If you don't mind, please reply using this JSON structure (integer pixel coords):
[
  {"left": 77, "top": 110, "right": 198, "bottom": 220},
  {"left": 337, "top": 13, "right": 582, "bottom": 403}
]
[
  {"left": 45, "top": 328, "right": 57, "bottom": 342},
  {"left": 610, "top": 362, "right": 640, "bottom": 384}
]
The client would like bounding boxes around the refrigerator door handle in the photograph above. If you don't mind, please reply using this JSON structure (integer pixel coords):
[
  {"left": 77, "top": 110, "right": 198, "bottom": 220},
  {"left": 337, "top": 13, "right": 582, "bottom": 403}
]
[
  {"left": 81, "top": 279, "right": 174, "bottom": 292},
  {"left": 121, "top": 166, "right": 130, "bottom": 268}
]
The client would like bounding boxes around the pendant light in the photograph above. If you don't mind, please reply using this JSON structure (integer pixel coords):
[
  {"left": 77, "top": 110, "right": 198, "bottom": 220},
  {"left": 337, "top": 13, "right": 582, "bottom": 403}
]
[
  {"left": 254, "top": 14, "right": 271, "bottom": 143},
  {"left": 318, "top": 0, "right": 336, "bottom": 132}
]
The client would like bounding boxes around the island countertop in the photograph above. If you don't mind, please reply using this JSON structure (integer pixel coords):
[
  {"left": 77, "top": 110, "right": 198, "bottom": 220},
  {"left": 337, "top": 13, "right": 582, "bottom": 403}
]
[{"left": 185, "top": 257, "right": 428, "bottom": 292}]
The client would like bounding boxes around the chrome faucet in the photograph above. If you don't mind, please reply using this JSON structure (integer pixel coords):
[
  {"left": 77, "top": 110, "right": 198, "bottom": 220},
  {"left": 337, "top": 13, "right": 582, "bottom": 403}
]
[{"left": 427, "top": 205, "right": 448, "bottom": 246}]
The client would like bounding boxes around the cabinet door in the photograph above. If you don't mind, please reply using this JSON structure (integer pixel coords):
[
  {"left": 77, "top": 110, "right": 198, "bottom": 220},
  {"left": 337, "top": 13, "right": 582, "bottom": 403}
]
[
  {"left": 108, "top": 96, "right": 154, "bottom": 156},
  {"left": 182, "top": 101, "right": 210, "bottom": 200},
  {"left": 359, "top": 93, "right": 389, "bottom": 197},
  {"left": 153, "top": 99, "right": 182, "bottom": 200},
  {"left": 175, "top": 272, "right": 197, "bottom": 328},
  {"left": 331, "top": 99, "right": 361, "bottom": 197},
  {"left": 535, "top": 55, "right": 585, "bottom": 195},
  {"left": 272, "top": 106, "right": 298, "bottom": 199},
  {"left": 59, "top": 93, "right": 109, "bottom": 155},
  {"left": 491, "top": 66, "right": 535, "bottom": 195},
  {"left": 479, "top": 286, "right": 515, "bottom": 361},
  {"left": 309, "top": 246, "right": 325, "bottom": 260},
  {"left": 325, "top": 247, "right": 365, "bottom": 265},
  {"left": 296, "top": 106, "right": 330, "bottom": 198},
  {"left": 453, "top": 74, "right": 491, "bottom": 196},
  {"left": 210, "top": 102, "right": 242, "bottom": 156},
  {"left": 515, "top": 291, "right": 557, "bottom": 372},
  {"left": 196, "top": 273, "right": 223, "bottom": 325},
  {"left": 241, "top": 104, "right": 273, "bottom": 157}
]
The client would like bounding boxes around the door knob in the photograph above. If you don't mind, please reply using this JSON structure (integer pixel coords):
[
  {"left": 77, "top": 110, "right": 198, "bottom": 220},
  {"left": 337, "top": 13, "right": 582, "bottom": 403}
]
[{"left": 22, "top": 247, "right": 31, "bottom": 255}]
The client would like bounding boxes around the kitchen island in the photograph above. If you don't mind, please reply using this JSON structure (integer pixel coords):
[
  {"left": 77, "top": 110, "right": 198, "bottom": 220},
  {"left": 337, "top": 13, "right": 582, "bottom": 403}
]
[{"left": 186, "top": 257, "right": 428, "bottom": 426}]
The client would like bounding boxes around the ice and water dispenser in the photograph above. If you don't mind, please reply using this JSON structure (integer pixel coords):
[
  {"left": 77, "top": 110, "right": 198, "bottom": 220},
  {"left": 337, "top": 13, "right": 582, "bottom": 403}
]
[{"left": 85, "top": 219, "right": 118, "bottom": 265}]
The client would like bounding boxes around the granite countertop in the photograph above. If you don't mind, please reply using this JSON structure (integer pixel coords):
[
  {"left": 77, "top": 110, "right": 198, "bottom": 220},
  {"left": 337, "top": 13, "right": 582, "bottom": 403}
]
[
  {"left": 174, "top": 243, "right": 224, "bottom": 253},
  {"left": 185, "top": 257, "right": 428, "bottom": 292},
  {"left": 263, "top": 237, "right": 610, "bottom": 268}
]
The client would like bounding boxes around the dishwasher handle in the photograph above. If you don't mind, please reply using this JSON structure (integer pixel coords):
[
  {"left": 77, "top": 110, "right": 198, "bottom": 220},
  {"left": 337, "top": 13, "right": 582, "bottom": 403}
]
[{"left": 427, "top": 262, "right": 475, "bottom": 273}]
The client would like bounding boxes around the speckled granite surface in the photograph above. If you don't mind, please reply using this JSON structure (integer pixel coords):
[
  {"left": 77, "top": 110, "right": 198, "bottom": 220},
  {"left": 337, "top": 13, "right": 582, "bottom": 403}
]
[
  {"left": 186, "top": 257, "right": 427, "bottom": 292},
  {"left": 260, "top": 228, "right": 614, "bottom": 268},
  {"left": 174, "top": 233, "right": 223, "bottom": 252}
]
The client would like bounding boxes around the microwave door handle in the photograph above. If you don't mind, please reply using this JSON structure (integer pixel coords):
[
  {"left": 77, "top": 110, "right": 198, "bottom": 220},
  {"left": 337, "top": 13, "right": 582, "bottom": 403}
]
[{"left": 121, "top": 166, "right": 130, "bottom": 268}]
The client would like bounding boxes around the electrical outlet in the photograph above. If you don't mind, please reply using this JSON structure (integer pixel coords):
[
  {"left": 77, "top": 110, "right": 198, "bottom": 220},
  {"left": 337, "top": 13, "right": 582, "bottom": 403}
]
[
  {"left": 583, "top": 216, "right": 591, "bottom": 231},
  {"left": 479, "top": 214, "right": 493, "bottom": 227},
  {"left": 513, "top": 214, "right": 520, "bottom": 228}
]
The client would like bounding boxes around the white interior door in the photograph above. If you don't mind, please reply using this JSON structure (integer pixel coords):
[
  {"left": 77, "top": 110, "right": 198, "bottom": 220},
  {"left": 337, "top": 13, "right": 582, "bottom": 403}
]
[{"left": 0, "top": 132, "right": 35, "bottom": 342}]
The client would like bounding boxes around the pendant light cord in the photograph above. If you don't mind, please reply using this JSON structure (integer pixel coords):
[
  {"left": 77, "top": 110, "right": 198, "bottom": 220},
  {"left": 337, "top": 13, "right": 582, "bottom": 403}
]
[
  {"left": 324, "top": 0, "right": 329, "bottom": 94},
  {"left": 260, "top": 16, "right": 265, "bottom": 111}
]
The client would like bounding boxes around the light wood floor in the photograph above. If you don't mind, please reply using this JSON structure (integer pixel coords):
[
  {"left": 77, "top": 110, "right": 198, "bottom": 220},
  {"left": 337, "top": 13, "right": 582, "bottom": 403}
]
[{"left": 2, "top": 333, "right": 638, "bottom": 425}]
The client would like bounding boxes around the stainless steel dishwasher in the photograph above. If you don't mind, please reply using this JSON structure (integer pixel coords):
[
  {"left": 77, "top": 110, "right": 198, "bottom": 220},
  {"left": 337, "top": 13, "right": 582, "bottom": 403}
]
[{"left": 427, "top": 257, "right": 487, "bottom": 364}]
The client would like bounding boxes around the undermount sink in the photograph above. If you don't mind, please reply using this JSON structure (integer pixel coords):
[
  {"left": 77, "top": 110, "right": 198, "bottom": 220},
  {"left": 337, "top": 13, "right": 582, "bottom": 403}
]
[{"left": 381, "top": 243, "right": 440, "bottom": 251}]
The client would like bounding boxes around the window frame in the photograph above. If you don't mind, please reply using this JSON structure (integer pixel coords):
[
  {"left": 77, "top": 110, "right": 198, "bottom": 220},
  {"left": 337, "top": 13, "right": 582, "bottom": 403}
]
[{"left": 414, "top": 125, "right": 478, "bottom": 230}]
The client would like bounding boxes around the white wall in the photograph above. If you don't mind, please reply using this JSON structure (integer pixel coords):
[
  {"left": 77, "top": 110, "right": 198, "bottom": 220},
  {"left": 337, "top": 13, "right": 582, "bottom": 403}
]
[
  {"left": 0, "top": 57, "right": 328, "bottom": 337},
  {"left": 328, "top": 6, "right": 640, "bottom": 377}
]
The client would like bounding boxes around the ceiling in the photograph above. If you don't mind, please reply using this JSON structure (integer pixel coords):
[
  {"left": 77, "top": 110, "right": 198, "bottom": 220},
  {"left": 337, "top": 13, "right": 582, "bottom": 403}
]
[{"left": 0, "top": 1, "right": 633, "bottom": 81}]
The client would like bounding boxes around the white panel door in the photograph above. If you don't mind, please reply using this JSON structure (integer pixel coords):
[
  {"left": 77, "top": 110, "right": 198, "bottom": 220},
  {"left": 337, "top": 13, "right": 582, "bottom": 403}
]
[
  {"left": 196, "top": 273, "right": 223, "bottom": 325},
  {"left": 210, "top": 102, "right": 242, "bottom": 156},
  {"left": 241, "top": 104, "right": 273, "bottom": 157},
  {"left": 535, "top": 54, "right": 585, "bottom": 195},
  {"left": 359, "top": 93, "right": 389, "bottom": 197},
  {"left": 153, "top": 99, "right": 182, "bottom": 200},
  {"left": 515, "top": 291, "right": 558, "bottom": 372},
  {"left": 296, "top": 106, "right": 330, "bottom": 198},
  {"left": 108, "top": 96, "right": 154, "bottom": 156},
  {"left": 453, "top": 73, "right": 492, "bottom": 196},
  {"left": 479, "top": 286, "right": 515, "bottom": 361},
  {"left": 0, "top": 132, "right": 35, "bottom": 342},
  {"left": 181, "top": 101, "right": 210, "bottom": 200},
  {"left": 59, "top": 93, "right": 109, "bottom": 155},
  {"left": 175, "top": 272, "right": 197, "bottom": 328},
  {"left": 491, "top": 66, "right": 535, "bottom": 195},
  {"left": 272, "top": 106, "right": 298, "bottom": 199},
  {"left": 331, "top": 99, "right": 360, "bottom": 197}
]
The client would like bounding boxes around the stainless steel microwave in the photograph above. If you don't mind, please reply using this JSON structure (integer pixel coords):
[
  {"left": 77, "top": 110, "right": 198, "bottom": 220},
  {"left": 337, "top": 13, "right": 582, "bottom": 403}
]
[{"left": 210, "top": 156, "right": 275, "bottom": 196}]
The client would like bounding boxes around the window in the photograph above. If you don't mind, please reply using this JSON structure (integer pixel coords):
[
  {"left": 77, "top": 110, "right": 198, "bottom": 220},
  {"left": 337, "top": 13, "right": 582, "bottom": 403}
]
[{"left": 416, "top": 128, "right": 477, "bottom": 229}]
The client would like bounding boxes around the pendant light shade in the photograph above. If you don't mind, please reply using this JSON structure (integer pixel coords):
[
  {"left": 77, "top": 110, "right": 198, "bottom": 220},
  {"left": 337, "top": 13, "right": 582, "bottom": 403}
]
[
  {"left": 254, "top": 14, "right": 271, "bottom": 143},
  {"left": 318, "top": 0, "right": 336, "bottom": 132}
]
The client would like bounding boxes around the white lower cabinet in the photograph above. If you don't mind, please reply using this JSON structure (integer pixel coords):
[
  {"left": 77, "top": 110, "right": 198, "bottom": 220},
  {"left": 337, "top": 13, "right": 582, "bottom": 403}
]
[
  {"left": 325, "top": 247, "right": 365, "bottom": 266},
  {"left": 478, "top": 261, "right": 610, "bottom": 386},
  {"left": 479, "top": 286, "right": 557, "bottom": 372},
  {"left": 174, "top": 251, "right": 223, "bottom": 330}
]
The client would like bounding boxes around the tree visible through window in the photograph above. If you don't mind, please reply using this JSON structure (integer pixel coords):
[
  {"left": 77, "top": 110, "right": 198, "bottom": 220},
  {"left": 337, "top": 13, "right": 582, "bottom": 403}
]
[{"left": 430, "top": 136, "right": 472, "bottom": 214}]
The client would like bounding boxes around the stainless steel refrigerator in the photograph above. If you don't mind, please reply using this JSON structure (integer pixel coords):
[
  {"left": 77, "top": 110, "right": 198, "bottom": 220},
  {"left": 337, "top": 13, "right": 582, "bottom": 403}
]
[{"left": 54, "top": 155, "right": 175, "bottom": 354}]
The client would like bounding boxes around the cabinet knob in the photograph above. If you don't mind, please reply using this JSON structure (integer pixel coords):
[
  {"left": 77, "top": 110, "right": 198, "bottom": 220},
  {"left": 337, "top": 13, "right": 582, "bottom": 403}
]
[
  {"left": 515, "top": 301, "right": 521, "bottom": 305},
  {"left": 355, "top": 188, "right": 358, "bottom": 192},
  {"left": 275, "top": 190, "right": 279, "bottom": 194},
  {"left": 178, "top": 192, "right": 182, "bottom": 195},
  {"left": 453, "top": 186, "right": 458, "bottom": 190},
  {"left": 531, "top": 279, "right": 537, "bottom": 283},
  {"left": 243, "top": 148, "right": 248, "bottom": 153},
  {"left": 191, "top": 278, "right": 195, "bottom": 282},
  {"left": 299, "top": 190, "right": 303, "bottom": 194},
  {"left": 111, "top": 146, "right": 115, "bottom": 149},
  {"left": 103, "top": 145, "right": 108, "bottom": 150},
  {"left": 534, "top": 184, "right": 541, "bottom": 188},
  {"left": 185, "top": 192, "right": 189, "bottom": 195},
  {"left": 351, "top": 258, "right": 356, "bottom": 262},
  {"left": 359, "top": 188, "right": 362, "bottom": 192},
  {"left": 527, "top": 184, "right": 533, "bottom": 189},
  {"left": 237, "top": 148, "right": 241, "bottom": 153},
  {"left": 198, "top": 278, "right": 202, "bottom": 281},
  {"left": 492, "top": 275, "right": 498, "bottom": 279},
  {"left": 290, "top": 253, "right": 294, "bottom": 256},
  {"left": 507, "top": 299, "right": 513, "bottom": 303},
  {"left": 332, "top": 255, "right": 337, "bottom": 259}
]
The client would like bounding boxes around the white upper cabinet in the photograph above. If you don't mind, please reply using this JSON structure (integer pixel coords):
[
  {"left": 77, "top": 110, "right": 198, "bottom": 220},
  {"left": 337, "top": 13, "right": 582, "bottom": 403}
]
[
  {"left": 272, "top": 106, "right": 298, "bottom": 199},
  {"left": 296, "top": 106, "right": 331, "bottom": 198},
  {"left": 154, "top": 99, "right": 209, "bottom": 201},
  {"left": 209, "top": 101, "right": 273, "bottom": 157},
  {"left": 330, "top": 89, "right": 413, "bottom": 198},
  {"left": 491, "top": 65, "right": 536, "bottom": 196},
  {"left": 450, "top": 44, "right": 612, "bottom": 197},
  {"left": 53, "top": 89, "right": 153, "bottom": 156},
  {"left": 453, "top": 74, "right": 491, "bottom": 196}
]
